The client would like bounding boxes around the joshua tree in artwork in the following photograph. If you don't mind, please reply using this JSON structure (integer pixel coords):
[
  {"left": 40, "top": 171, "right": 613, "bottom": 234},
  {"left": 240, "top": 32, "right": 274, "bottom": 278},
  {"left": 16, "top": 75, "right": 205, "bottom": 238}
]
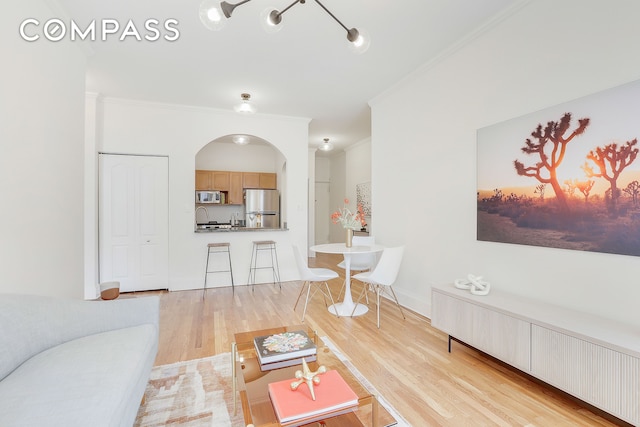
[
  {"left": 514, "top": 113, "right": 590, "bottom": 213},
  {"left": 623, "top": 180, "right": 640, "bottom": 207},
  {"left": 575, "top": 179, "right": 595, "bottom": 203},
  {"left": 582, "top": 139, "right": 639, "bottom": 213},
  {"left": 534, "top": 183, "right": 546, "bottom": 200}
]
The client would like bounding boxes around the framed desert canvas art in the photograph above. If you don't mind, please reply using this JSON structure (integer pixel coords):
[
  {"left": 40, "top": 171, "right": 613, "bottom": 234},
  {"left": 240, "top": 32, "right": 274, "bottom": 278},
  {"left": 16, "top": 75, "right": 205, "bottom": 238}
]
[{"left": 477, "top": 79, "right": 640, "bottom": 257}]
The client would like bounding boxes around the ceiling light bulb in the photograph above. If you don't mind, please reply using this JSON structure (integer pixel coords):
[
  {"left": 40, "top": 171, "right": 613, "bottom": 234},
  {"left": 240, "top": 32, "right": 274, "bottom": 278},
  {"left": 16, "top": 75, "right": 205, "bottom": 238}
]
[
  {"left": 260, "top": 8, "right": 283, "bottom": 33},
  {"left": 199, "top": 0, "right": 226, "bottom": 31},
  {"left": 232, "top": 135, "right": 250, "bottom": 145},
  {"left": 320, "top": 138, "right": 333, "bottom": 151},
  {"left": 347, "top": 28, "right": 370, "bottom": 54},
  {"left": 234, "top": 93, "right": 256, "bottom": 114}
]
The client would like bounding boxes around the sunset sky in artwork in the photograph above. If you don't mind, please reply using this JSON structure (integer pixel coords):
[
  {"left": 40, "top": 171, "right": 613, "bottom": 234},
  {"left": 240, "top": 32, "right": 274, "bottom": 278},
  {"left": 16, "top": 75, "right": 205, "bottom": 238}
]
[{"left": 477, "top": 80, "right": 640, "bottom": 199}]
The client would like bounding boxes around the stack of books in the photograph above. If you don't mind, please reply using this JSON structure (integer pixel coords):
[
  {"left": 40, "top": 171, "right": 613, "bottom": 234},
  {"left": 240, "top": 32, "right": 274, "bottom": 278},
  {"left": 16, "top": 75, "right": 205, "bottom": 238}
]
[
  {"left": 253, "top": 330, "right": 317, "bottom": 371},
  {"left": 268, "top": 369, "right": 359, "bottom": 426}
]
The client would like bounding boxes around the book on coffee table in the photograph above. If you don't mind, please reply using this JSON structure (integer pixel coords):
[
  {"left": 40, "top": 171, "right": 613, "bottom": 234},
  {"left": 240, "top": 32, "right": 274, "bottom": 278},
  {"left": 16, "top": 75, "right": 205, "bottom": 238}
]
[
  {"left": 253, "top": 330, "right": 316, "bottom": 365},
  {"left": 268, "top": 369, "right": 359, "bottom": 425},
  {"left": 259, "top": 354, "right": 317, "bottom": 371}
]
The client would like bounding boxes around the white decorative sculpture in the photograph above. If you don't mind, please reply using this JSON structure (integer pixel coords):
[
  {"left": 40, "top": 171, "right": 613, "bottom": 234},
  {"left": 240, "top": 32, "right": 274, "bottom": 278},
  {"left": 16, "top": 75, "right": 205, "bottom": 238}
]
[{"left": 454, "top": 274, "right": 491, "bottom": 296}]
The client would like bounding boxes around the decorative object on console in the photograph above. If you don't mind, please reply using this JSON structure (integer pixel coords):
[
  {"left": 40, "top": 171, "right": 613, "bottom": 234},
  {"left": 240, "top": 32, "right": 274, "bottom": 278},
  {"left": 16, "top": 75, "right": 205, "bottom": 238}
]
[
  {"left": 268, "top": 368, "right": 358, "bottom": 425},
  {"left": 290, "top": 357, "right": 326, "bottom": 400},
  {"left": 253, "top": 330, "right": 316, "bottom": 365},
  {"left": 454, "top": 274, "right": 491, "bottom": 296},
  {"left": 199, "top": 0, "right": 370, "bottom": 54}
]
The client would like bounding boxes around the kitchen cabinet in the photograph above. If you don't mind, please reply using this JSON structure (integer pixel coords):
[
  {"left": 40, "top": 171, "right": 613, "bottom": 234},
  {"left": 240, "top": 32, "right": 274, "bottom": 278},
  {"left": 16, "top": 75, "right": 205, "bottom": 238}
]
[
  {"left": 259, "top": 173, "right": 277, "bottom": 189},
  {"left": 195, "top": 170, "right": 230, "bottom": 191},
  {"left": 242, "top": 172, "right": 277, "bottom": 189},
  {"left": 211, "top": 171, "right": 230, "bottom": 191},
  {"left": 195, "top": 170, "right": 211, "bottom": 190},
  {"left": 228, "top": 172, "right": 243, "bottom": 205}
]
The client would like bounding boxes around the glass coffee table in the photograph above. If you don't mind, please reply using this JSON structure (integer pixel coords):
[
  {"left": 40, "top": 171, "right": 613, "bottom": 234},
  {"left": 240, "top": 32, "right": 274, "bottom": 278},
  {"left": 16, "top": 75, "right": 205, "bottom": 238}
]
[{"left": 232, "top": 325, "right": 396, "bottom": 427}]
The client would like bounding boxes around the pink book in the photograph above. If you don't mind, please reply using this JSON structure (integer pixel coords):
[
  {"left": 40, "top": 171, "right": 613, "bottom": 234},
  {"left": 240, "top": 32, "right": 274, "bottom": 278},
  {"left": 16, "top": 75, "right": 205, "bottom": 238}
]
[{"left": 268, "top": 369, "right": 359, "bottom": 425}]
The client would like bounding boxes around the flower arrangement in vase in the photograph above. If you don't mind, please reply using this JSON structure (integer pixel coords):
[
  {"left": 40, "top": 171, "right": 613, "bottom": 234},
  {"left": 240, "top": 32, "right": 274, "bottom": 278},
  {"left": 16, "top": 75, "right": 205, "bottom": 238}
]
[{"left": 331, "top": 199, "right": 366, "bottom": 247}]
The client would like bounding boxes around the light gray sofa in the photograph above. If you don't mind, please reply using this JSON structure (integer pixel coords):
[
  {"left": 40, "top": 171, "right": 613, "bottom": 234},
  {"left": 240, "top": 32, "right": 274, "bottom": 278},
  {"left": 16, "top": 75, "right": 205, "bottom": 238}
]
[{"left": 0, "top": 294, "right": 159, "bottom": 427}]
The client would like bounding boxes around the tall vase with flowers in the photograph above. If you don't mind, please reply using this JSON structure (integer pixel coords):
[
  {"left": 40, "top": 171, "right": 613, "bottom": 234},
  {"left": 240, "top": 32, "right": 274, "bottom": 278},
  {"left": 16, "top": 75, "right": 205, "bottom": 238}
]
[{"left": 331, "top": 199, "right": 366, "bottom": 247}]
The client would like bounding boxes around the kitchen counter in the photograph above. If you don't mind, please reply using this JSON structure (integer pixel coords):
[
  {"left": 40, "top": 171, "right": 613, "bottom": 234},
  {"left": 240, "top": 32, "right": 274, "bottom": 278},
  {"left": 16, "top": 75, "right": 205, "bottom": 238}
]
[{"left": 194, "top": 227, "right": 289, "bottom": 233}]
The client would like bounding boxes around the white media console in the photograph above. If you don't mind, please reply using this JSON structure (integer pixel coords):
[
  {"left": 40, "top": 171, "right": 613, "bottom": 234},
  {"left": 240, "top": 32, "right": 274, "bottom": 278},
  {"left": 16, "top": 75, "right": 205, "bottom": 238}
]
[{"left": 431, "top": 283, "right": 640, "bottom": 425}]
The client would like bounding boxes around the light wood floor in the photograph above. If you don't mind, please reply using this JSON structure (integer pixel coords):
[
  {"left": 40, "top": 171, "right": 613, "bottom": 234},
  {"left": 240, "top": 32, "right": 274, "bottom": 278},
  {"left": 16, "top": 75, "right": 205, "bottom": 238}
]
[{"left": 142, "top": 253, "right": 630, "bottom": 427}]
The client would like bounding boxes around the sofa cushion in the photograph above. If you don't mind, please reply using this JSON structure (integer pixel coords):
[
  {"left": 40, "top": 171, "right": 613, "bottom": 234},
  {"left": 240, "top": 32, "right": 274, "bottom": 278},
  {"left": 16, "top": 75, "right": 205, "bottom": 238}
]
[
  {"left": 0, "top": 324, "right": 157, "bottom": 427},
  {"left": 0, "top": 294, "right": 158, "bottom": 382}
]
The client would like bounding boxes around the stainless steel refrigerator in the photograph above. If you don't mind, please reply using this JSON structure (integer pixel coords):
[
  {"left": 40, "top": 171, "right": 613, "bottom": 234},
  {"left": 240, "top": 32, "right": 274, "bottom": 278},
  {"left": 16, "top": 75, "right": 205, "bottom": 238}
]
[{"left": 244, "top": 189, "right": 280, "bottom": 228}]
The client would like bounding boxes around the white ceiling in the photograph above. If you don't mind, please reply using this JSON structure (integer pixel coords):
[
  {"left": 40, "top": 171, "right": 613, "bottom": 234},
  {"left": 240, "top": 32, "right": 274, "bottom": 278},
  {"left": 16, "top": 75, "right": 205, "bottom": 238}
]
[{"left": 55, "top": 0, "right": 522, "bottom": 153}]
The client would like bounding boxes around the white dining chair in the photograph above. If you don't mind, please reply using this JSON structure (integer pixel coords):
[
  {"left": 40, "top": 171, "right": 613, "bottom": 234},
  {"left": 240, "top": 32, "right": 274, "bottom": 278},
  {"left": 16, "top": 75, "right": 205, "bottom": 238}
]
[
  {"left": 292, "top": 245, "right": 339, "bottom": 321},
  {"left": 350, "top": 246, "right": 406, "bottom": 328},
  {"left": 336, "top": 235, "right": 377, "bottom": 303}
]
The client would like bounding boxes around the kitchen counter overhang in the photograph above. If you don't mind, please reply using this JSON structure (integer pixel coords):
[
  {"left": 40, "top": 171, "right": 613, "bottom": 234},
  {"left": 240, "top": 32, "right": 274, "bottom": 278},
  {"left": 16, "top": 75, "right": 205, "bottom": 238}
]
[{"left": 195, "top": 227, "right": 289, "bottom": 233}]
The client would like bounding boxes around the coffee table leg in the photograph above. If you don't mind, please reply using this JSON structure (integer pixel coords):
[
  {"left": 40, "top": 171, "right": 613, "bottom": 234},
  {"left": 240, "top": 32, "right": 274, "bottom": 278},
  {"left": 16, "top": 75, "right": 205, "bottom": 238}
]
[{"left": 231, "top": 342, "right": 237, "bottom": 414}]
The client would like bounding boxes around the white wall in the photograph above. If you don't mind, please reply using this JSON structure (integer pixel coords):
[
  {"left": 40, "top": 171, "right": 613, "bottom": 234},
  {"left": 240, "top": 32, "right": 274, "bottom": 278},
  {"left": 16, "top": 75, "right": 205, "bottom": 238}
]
[
  {"left": 1, "top": 1, "right": 86, "bottom": 298},
  {"left": 86, "top": 98, "right": 310, "bottom": 295},
  {"left": 370, "top": 0, "right": 640, "bottom": 326}
]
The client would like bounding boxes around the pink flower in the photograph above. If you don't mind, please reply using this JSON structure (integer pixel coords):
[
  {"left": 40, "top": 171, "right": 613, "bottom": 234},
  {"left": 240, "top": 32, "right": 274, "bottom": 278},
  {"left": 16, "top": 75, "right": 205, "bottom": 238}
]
[{"left": 331, "top": 198, "right": 365, "bottom": 229}]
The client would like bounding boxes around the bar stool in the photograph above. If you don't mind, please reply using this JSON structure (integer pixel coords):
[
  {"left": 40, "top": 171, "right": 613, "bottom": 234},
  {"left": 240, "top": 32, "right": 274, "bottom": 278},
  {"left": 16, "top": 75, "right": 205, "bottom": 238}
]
[
  {"left": 247, "top": 240, "right": 281, "bottom": 291},
  {"left": 204, "top": 242, "right": 234, "bottom": 298}
]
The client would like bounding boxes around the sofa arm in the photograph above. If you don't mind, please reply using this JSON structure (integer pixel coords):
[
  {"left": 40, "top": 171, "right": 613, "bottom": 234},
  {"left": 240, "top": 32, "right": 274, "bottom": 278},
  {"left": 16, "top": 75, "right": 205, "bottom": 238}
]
[{"left": 0, "top": 294, "right": 159, "bottom": 381}]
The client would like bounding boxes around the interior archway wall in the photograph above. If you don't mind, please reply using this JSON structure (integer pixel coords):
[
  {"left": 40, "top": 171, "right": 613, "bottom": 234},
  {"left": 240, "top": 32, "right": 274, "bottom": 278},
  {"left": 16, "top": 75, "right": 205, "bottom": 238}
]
[{"left": 85, "top": 97, "right": 310, "bottom": 295}]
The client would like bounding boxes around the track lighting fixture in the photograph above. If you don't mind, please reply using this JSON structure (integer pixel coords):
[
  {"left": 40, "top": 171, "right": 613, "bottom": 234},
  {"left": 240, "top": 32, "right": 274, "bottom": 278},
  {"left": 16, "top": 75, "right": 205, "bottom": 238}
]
[{"left": 199, "top": 0, "right": 370, "bottom": 54}]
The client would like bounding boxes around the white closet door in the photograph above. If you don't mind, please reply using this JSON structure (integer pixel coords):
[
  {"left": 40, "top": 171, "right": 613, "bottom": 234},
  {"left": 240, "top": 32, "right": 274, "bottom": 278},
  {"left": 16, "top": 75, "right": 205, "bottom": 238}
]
[{"left": 99, "top": 154, "right": 168, "bottom": 292}]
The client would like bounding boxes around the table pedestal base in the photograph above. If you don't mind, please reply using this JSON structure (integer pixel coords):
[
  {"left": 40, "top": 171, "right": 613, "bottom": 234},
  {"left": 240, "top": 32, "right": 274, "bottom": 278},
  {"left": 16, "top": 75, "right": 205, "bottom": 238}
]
[{"left": 329, "top": 302, "right": 368, "bottom": 317}]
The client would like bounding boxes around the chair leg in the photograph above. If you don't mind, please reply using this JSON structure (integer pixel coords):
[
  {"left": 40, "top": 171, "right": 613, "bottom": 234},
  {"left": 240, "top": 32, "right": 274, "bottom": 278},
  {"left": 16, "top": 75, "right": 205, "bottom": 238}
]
[
  {"left": 302, "top": 280, "right": 313, "bottom": 321},
  {"left": 324, "top": 282, "right": 339, "bottom": 318},
  {"left": 294, "top": 281, "right": 308, "bottom": 311},
  {"left": 337, "top": 279, "right": 346, "bottom": 301},
  {"left": 350, "top": 281, "right": 370, "bottom": 318},
  {"left": 388, "top": 286, "right": 406, "bottom": 320},
  {"left": 339, "top": 279, "right": 371, "bottom": 305}
]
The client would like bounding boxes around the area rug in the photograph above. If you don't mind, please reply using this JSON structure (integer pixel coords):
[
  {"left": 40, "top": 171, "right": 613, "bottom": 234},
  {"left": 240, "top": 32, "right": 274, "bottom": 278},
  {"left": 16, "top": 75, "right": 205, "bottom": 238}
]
[
  {"left": 134, "top": 337, "right": 410, "bottom": 427},
  {"left": 134, "top": 353, "right": 244, "bottom": 426}
]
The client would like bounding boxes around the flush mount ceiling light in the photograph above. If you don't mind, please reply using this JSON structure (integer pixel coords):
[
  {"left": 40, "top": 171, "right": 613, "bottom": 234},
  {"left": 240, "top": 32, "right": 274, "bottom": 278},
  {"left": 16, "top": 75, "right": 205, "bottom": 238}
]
[
  {"left": 234, "top": 93, "right": 257, "bottom": 114},
  {"left": 199, "top": 0, "right": 370, "bottom": 54},
  {"left": 320, "top": 138, "right": 333, "bottom": 151},
  {"left": 232, "top": 134, "right": 250, "bottom": 145}
]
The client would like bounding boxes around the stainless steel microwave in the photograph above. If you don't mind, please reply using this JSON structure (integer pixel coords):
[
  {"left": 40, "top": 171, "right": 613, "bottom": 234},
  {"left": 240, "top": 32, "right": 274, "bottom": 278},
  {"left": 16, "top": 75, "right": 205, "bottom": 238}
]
[{"left": 195, "top": 190, "right": 221, "bottom": 204}]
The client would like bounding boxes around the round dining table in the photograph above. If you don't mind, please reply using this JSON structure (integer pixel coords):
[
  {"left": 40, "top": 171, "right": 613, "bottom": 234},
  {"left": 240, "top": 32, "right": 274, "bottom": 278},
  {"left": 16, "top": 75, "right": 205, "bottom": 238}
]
[{"left": 309, "top": 242, "right": 384, "bottom": 317}]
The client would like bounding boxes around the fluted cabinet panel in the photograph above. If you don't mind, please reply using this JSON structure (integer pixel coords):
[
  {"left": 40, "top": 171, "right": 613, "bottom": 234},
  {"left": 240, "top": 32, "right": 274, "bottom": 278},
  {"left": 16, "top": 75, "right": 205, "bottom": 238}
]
[{"left": 532, "top": 325, "right": 639, "bottom": 425}]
